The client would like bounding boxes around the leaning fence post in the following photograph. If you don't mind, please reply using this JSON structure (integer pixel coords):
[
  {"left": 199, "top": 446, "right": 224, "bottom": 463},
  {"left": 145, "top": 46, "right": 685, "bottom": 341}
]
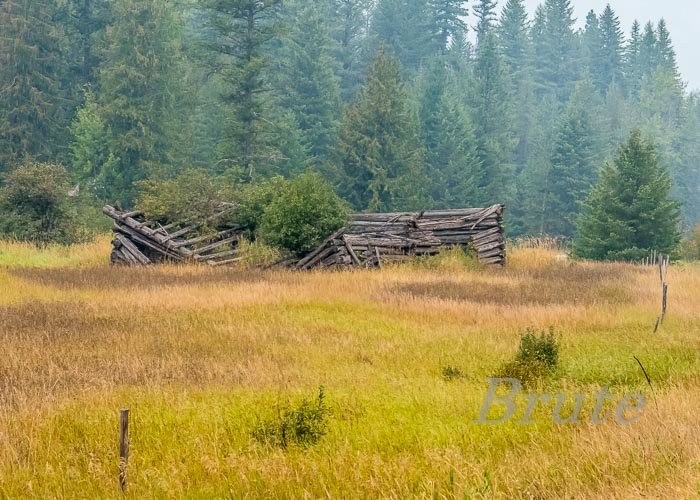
[{"left": 119, "top": 408, "right": 130, "bottom": 492}]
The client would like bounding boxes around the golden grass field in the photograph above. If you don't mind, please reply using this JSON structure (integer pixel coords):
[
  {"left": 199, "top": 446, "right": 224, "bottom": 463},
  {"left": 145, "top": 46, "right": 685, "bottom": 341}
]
[{"left": 0, "top": 238, "right": 698, "bottom": 498}]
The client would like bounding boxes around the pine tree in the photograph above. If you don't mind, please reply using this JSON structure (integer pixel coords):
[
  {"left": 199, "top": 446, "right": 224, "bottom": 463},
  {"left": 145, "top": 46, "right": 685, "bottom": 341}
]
[
  {"left": 277, "top": 1, "right": 342, "bottom": 168},
  {"left": 597, "top": 5, "right": 624, "bottom": 94},
  {"left": 542, "top": 79, "right": 599, "bottom": 237},
  {"left": 581, "top": 10, "right": 602, "bottom": 86},
  {"left": 0, "top": 0, "right": 66, "bottom": 173},
  {"left": 328, "top": 0, "right": 372, "bottom": 101},
  {"left": 93, "top": 0, "right": 186, "bottom": 204},
  {"left": 531, "top": 0, "right": 579, "bottom": 103},
  {"left": 472, "top": 0, "right": 516, "bottom": 206},
  {"left": 575, "top": 130, "right": 681, "bottom": 260},
  {"left": 371, "top": 0, "right": 432, "bottom": 72},
  {"left": 335, "top": 46, "right": 427, "bottom": 211},
  {"left": 624, "top": 20, "right": 643, "bottom": 96},
  {"left": 204, "top": 0, "right": 285, "bottom": 180},
  {"left": 418, "top": 61, "right": 480, "bottom": 208},
  {"left": 498, "top": 0, "right": 530, "bottom": 78},
  {"left": 497, "top": 0, "right": 534, "bottom": 185},
  {"left": 428, "top": 0, "right": 468, "bottom": 53},
  {"left": 656, "top": 19, "right": 680, "bottom": 81},
  {"left": 473, "top": 0, "right": 497, "bottom": 44},
  {"left": 638, "top": 22, "right": 658, "bottom": 78}
]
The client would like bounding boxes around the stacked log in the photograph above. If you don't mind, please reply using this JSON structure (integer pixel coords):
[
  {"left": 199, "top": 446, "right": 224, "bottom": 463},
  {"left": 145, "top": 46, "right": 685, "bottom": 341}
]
[
  {"left": 294, "top": 204, "right": 506, "bottom": 270},
  {"left": 104, "top": 204, "right": 506, "bottom": 270},
  {"left": 103, "top": 205, "right": 244, "bottom": 266}
]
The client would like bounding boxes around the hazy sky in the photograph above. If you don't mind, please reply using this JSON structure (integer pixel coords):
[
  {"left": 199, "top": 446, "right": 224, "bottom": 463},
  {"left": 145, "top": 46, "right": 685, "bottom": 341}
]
[{"left": 500, "top": 0, "right": 699, "bottom": 90}]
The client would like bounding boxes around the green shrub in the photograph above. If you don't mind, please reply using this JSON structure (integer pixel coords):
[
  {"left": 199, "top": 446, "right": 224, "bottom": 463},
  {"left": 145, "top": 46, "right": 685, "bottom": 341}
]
[
  {"left": 136, "top": 168, "right": 230, "bottom": 227},
  {"left": 441, "top": 365, "right": 465, "bottom": 381},
  {"left": 0, "top": 163, "right": 89, "bottom": 245},
  {"left": 233, "top": 176, "right": 287, "bottom": 234},
  {"left": 258, "top": 172, "right": 349, "bottom": 255},
  {"left": 498, "top": 327, "right": 561, "bottom": 386},
  {"left": 252, "top": 387, "right": 331, "bottom": 449}
]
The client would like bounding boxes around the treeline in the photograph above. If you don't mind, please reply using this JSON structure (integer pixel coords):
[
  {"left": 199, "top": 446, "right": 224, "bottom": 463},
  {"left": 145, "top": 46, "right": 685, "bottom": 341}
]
[{"left": 0, "top": 0, "right": 698, "bottom": 239}]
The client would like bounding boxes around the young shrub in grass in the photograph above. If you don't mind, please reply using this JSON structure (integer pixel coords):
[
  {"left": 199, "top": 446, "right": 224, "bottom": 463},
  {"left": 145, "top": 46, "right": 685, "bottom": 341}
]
[
  {"left": 441, "top": 365, "right": 465, "bottom": 381},
  {"left": 253, "top": 387, "right": 331, "bottom": 449},
  {"left": 498, "top": 327, "right": 561, "bottom": 386}
]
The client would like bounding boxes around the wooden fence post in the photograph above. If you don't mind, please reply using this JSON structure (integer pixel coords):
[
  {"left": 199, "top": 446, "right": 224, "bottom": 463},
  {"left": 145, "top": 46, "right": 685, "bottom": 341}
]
[{"left": 119, "top": 408, "right": 130, "bottom": 492}]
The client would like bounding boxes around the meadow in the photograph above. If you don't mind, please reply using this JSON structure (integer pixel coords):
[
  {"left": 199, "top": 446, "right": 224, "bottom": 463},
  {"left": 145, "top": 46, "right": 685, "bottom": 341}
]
[{"left": 0, "top": 239, "right": 698, "bottom": 498}]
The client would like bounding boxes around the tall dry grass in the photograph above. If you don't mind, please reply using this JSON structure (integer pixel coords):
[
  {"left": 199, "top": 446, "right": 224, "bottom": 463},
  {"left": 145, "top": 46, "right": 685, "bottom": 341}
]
[{"left": 0, "top": 245, "right": 698, "bottom": 498}]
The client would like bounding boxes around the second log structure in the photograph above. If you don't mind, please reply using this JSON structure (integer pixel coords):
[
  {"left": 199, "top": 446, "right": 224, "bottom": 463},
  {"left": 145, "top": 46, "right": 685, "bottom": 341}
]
[{"left": 295, "top": 204, "right": 506, "bottom": 270}]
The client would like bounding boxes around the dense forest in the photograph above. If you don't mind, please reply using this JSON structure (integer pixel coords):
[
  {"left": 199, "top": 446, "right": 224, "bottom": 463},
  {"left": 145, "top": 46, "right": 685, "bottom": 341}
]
[{"left": 0, "top": 0, "right": 698, "bottom": 243}]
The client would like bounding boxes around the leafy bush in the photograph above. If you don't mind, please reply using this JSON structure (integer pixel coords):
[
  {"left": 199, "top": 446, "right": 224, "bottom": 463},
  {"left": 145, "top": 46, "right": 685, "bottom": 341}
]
[
  {"left": 252, "top": 387, "right": 331, "bottom": 449},
  {"left": 137, "top": 168, "right": 230, "bottom": 226},
  {"left": 0, "top": 163, "right": 89, "bottom": 245},
  {"left": 258, "top": 172, "right": 349, "bottom": 255},
  {"left": 233, "top": 176, "right": 287, "bottom": 234},
  {"left": 498, "top": 327, "right": 561, "bottom": 386}
]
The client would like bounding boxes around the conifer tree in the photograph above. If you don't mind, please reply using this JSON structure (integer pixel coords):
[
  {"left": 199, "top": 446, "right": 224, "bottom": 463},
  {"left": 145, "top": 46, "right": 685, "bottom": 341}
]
[
  {"left": 531, "top": 0, "right": 579, "bottom": 103},
  {"left": 625, "top": 20, "right": 643, "bottom": 95},
  {"left": 90, "top": 0, "right": 186, "bottom": 204},
  {"left": 575, "top": 130, "right": 681, "bottom": 260},
  {"left": 472, "top": 0, "right": 515, "bottom": 206},
  {"left": 335, "top": 46, "right": 427, "bottom": 211},
  {"left": 371, "top": 0, "right": 432, "bottom": 72},
  {"left": 638, "top": 22, "right": 658, "bottom": 78},
  {"left": 498, "top": 0, "right": 530, "bottom": 78},
  {"left": 656, "top": 19, "right": 680, "bottom": 81},
  {"left": 598, "top": 5, "right": 624, "bottom": 94},
  {"left": 497, "top": 0, "right": 534, "bottom": 186},
  {"left": 418, "top": 61, "right": 480, "bottom": 208},
  {"left": 329, "top": 0, "right": 372, "bottom": 101},
  {"left": 542, "top": 79, "right": 599, "bottom": 236},
  {"left": 0, "top": 0, "right": 65, "bottom": 173},
  {"left": 204, "top": 0, "right": 285, "bottom": 180},
  {"left": 581, "top": 10, "right": 602, "bottom": 83},
  {"left": 428, "top": 0, "right": 468, "bottom": 53},
  {"left": 277, "top": 1, "right": 342, "bottom": 168}
]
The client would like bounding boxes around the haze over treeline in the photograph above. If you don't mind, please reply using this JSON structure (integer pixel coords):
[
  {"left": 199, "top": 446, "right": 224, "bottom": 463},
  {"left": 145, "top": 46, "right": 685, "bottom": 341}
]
[{"left": 0, "top": 0, "right": 698, "bottom": 237}]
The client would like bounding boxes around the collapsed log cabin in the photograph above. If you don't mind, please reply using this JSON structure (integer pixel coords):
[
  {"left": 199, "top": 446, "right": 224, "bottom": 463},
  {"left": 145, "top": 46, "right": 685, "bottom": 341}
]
[
  {"left": 295, "top": 205, "right": 506, "bottom": 270},
  {"left": 103, "top": 205, "right": 244, "bottom": 267},
  {"left": 104, "top": 204, "right": 506, "bottom": 269}
]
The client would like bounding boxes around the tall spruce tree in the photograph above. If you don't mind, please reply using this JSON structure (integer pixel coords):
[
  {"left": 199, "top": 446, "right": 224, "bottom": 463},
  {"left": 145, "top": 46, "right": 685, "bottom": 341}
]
[
  {"left": 575, "top": 130, "right": 681, "bottom": 260},
  {"left": 335, "top": 46, "right": 427, "bottom": 211},
  {"left": 370, "top": 0, "right": 432, "bottom": 73},
  {"left": 277, "top": 1, "right": 342, "bottom": 168},
  {"left": 531, "top": 0, "right": 579, "bottom": 103},
  {"left": 542, "top": 79, "right": 599, "bottom": 236},
  {"left": 204, "top": 0, "right": 285, "bottom": 180},
  {"left": 418, "top": 61, "right": 480, "bottom": 208},
  {"left": 498, "top": 0, "right": 530, "bottom": 78},
  {"left": 472, "top": 0, "right": 515, "bottom": 206},
  {"left": 581, "top": 10, "right": 602, "bottom": 87},
  {"left": 428, "top": 0, "right": 468, "bottom": 53},
  {"left": 329, "top": 0, "right": 372, "bottom": 101},
  {"left": 498, "top": 0, "right": 534, "bottom": 188},
  {"left": 89, "top": 0, "right": 185, "bottom": 204},
  {"left": 597, "top": 5, "right": 624, "bottom": 95},
  {"left": 0, "top": 0, "right": 66, "bottom": 173},
  {"left": 656, "top": 19, "right": 680, "bottom": 81},
  {"left": 625, "top": 20, "right": 643, "bottom": 96}
]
